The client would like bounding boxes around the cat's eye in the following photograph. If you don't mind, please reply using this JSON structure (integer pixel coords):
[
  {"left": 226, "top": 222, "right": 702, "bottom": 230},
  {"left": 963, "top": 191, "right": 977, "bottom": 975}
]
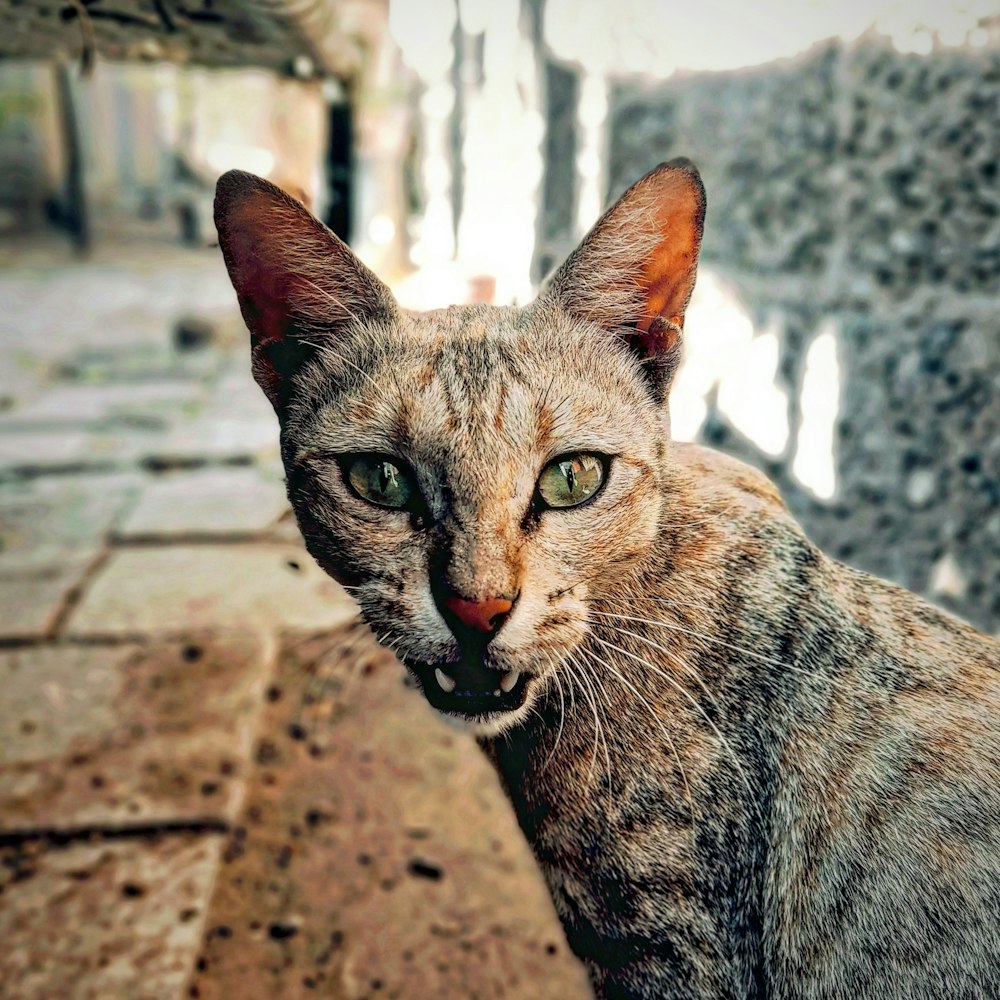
[
  {"left": 536, "top": 453, "right": 606, "bottom": 510},
  {"left": 344, "top": 454, "right": 415, "bottom": 510}
]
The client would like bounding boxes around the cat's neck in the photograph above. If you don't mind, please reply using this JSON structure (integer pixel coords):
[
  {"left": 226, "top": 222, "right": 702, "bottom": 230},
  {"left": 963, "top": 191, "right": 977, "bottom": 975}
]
[{"left": 481, "top": 442, "right": 827, "bottom": 842}]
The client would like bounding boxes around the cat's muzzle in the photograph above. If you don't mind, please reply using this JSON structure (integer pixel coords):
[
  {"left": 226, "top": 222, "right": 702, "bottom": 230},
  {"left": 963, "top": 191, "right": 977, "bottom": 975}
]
[{"left": 403, "top": 658, "right": 530, "bottom": 717}]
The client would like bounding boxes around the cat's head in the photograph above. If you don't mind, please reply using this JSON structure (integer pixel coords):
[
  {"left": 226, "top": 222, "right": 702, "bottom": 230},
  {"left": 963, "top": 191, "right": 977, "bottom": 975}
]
[{"left": 215, "top": 161, "right": 704, "bottom": 735}]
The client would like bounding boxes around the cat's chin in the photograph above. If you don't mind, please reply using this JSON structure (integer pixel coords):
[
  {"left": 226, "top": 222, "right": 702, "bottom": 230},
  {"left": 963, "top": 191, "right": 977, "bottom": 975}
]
[{"left": 403, "top": 657, "right": 535, "bottom": 729}]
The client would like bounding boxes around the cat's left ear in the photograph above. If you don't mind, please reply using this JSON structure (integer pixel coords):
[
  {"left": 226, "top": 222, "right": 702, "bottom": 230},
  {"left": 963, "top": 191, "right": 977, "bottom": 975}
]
[
  {"left": 544, "top": 158, "right": 705, "bottom": 400},
  {"left": 214, "top": 170, "right": 398, "bottom": 411}
]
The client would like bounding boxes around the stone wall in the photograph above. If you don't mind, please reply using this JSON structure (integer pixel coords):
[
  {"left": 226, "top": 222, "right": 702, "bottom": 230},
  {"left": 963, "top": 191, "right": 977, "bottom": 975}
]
[{"left": 604, "top": 39, "right": 1000, "bottom": 632}]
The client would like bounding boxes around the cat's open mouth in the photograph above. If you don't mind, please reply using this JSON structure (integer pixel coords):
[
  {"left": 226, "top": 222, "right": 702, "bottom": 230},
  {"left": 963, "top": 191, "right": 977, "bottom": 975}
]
[{"left": 404, "top": 658, "right": 531, "bottom": 717}]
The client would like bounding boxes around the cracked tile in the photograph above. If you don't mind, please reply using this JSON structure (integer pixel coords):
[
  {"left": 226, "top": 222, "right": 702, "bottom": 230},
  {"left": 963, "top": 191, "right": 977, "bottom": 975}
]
[
  {"left": 190, "top": 623, "right": 591, "bottom": 1000},
  {"left": 0, "top": 632, "right": 270, "bottom": 830},
  {"left": 0, "top": 833, "right": 220, "bottom": 1000},
  {"left": 66, "top": 545, "right": 356, "bottom": 637}
]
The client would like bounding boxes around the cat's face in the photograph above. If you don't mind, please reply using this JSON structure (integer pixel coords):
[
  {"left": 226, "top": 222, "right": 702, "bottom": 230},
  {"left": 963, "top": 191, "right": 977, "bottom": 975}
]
[
  {"left": 215, "top": 160, "right": 704, "bottom": 734},
  {"left": 281, "top": 304, "right": 667, "bottom": 733}
]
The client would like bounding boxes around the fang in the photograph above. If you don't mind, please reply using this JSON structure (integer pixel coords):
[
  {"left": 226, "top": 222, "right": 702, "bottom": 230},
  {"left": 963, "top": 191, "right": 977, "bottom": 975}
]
[
  {"left": 499, "top": 670, "right": 520, "bottom": 693},
  {"left": 434, "top": 668, "right": 456, "bottom": 693}
]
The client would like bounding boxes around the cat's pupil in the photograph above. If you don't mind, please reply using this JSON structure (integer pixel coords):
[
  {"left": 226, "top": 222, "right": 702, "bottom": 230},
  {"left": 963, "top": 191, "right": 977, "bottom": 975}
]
[
  {"left": 345, "top": 455, "right": 413, "bottom": 510},
  {"left": 536, "top": 453, "right": 604, "bottom": 509},
  {"left": 379, "top": 462, "right": 397, "bottom": 495},
  {"left": 562, "top": 462, "right": 576, "bottom": 494}
]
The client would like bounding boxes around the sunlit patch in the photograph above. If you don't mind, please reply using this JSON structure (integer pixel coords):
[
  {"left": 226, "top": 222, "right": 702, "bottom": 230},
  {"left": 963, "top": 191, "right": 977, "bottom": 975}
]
[
  {"left": 792, "top": 325, "right": 840, "bottom": 500},
  {"left": 205, "top": 141, "right": 275, "bottom": 178},
  {"left": 542, "top": 0, "right": 995, "bottom": 77},
  {"left": 673, "top": 270, "right": 789, "bottom": 456},
  {"left": 390, "top": 0, "right": 542, "bottom": 304}
]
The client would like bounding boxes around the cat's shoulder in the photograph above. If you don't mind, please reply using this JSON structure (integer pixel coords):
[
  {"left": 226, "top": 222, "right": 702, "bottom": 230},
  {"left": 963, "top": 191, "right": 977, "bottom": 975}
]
[{"left": 668, "top": 440, "right": 788, "bottom": 517}]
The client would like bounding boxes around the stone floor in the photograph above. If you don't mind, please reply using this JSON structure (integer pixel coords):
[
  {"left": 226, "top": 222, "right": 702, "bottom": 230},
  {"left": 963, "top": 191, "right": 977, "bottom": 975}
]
[{"left": 0, "top": 232, "right": 591, "bottom": 999}]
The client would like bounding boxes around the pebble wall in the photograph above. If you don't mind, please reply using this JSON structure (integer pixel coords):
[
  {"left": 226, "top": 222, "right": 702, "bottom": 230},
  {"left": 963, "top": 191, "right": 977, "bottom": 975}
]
[{"left": 601, "top": 38, "right": 1000, "bottom": 632}]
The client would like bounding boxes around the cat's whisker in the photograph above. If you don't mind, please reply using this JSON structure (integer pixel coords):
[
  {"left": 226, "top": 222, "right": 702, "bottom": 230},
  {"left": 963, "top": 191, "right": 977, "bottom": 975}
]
[
  {"left": 566, "top": 651, "right": 607, "bottom": 787},
  {"left": 576, "top": 646, "right": 698, "bottom": 848},
  {"left": 296, "top": 633, "right": 345, "bottom": 716},
  {"left": 629, "top": 594, "right": 722, "bottom": 616},
  {"left": 542, "top": 653, "right": 568, "bottom": 773},
  {"left": 295, "top": 624, "right": 371, "bottom": 739},
  {"left": 572, "top": 659, "right": 605, "bottom": 785},
  {"left": 590, "top": 609, "right": 729, "bottom": 725},
  {"left": 595, "top": 605, "right": 842, "bottom": 688},
  {"left": 593, "top": 607, "right": 790, "bottom": 671},
  {"left": 591, "top": 633, "right": 756, "bottom": 805},
  {"left": 576, "top": 653, "right": 616, "bottom": 816},
  {"left": 330, "top": 625, "right": 382, "bottom": 713}
]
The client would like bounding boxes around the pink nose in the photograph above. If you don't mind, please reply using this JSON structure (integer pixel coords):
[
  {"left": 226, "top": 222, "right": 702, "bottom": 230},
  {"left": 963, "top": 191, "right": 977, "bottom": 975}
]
[{"left": 442, "top": 595, "right": 514, "bottom": 634}]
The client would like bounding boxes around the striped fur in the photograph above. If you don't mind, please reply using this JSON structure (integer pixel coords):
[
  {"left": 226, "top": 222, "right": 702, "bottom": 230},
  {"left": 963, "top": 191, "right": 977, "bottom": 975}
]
[{"left": 216, "top": 163, "right": 1000, "bottom": 999}]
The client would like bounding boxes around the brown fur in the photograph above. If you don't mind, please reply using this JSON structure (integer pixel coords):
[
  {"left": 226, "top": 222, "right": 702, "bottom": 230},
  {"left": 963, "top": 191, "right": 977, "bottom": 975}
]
[{"left": 215, "top": 162, "right": 1000, "bottom": 1000}]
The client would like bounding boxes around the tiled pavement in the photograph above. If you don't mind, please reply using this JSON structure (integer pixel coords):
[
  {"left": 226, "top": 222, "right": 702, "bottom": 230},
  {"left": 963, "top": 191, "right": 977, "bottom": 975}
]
[{"left": 0, "top": 236, "right": 591, "bottom": 999}]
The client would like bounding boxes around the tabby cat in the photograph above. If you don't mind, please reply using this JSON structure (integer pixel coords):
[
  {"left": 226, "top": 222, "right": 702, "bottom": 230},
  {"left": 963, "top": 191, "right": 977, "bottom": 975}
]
[{"left": 215, "top": 160, "right": 1000, "bottom": 999}]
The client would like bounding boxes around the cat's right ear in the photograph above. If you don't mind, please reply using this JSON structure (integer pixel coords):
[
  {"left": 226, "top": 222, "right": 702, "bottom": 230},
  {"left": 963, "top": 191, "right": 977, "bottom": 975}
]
[
  {"left": 543, "top": 158, "right": 705, "bottom": 402},
  {"left": 214, "top": 170, "right": 397, "bottom": 411}
]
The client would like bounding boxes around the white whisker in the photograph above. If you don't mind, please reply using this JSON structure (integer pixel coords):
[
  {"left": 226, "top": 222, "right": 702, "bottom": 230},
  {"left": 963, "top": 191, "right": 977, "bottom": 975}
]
[
  {"left": 576, "top": 646, "right": 698, "bottom": 847},
  {"left": 542, "top": 653, "right": 569, "bottom": 772},
  {"left": 591, "top": 611, "right": 729, "bottom": 725},
  {"left": 567, "top": 652, "right": 608, "bottom": 788},
  {"left": 591, "top": 633, "right": 756, "bottom": 806},
  {"left": 596, "top": 604, "right": 840, "bottom": 688}
]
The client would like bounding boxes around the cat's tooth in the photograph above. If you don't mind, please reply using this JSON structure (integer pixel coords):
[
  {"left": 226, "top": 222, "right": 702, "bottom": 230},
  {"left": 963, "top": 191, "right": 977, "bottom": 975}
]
[
  {"left": 499, "top": 670, "right": 520, "bottom": 693},
  {"left": 434, "top": 668, "right": 456, "bottom": 693},
  {"left": 493, "top": 689, "right": 501, "bottom": 696}
]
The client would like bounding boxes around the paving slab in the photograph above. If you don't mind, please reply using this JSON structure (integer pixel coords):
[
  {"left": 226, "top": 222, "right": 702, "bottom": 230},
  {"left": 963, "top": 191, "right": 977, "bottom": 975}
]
[
  {"left": 0, "top": 832, "right": 221, "bottom": 1000},
  {"left": 0, "top": 473, "right": 142, "bottom": 640},
  {"left": 203, "top": 364, "right": 274, "bottom": 422},
  {"left": 67, "top": 545, "right": 356, "bottom": 637},
  {"left": 0, "top": 425, "right": 170, "bottom": 476},
  {"left": 0, "top": 422, "right": 275, "bottom": 478},
  {"left": 0, "top": 632, "right": 270, "bottom": 830},
  {"left": 16, "top": 381, "right": 206, "bottom": 423},
  {"left": 0, "top": 562, "right": 92, "bottom": 640},
  {"left": 153, "top": 412, "right": 280, "bottom": 466},
  {"left": 190, "top": 623, "right": 592, "bottom": 1000},
  {"left": 0, "top": 427, "right": 110, "bottom": 473},
  {"left": 118, "top": 466, "right": 290, "bottom": 539},
  {"left": 0, "top": 473, "right": 140, "bottom": 570}
]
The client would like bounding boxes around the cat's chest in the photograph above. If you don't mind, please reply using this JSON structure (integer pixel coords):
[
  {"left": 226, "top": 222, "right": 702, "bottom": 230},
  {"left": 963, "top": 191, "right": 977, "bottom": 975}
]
[{"left": 501, "top": 754, "right": 702, "bottom": 931}]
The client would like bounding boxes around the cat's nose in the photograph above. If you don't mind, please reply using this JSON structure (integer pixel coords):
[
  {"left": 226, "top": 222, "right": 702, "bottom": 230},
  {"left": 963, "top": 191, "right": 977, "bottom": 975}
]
[{"left": 441, "top": 593, "right": 515, "bottom": 636}]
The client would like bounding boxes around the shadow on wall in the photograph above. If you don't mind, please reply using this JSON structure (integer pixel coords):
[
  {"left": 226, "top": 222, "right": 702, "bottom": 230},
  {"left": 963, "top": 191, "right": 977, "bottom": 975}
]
[{"left": 606, "top": 38, "right": 1000, "bottom": 633}]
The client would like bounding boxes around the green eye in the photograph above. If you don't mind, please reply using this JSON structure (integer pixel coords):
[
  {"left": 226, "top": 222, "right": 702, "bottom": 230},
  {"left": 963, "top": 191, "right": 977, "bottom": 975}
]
[
  {"left": 345, "top": 455, "right": 415, "bottom": 509},
  {"left": 536, "top": 453, "right": 606, "bottom": 509}
]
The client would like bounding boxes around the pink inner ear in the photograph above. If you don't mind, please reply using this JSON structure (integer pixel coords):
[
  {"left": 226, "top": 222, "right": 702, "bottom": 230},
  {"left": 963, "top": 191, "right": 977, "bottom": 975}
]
[
  {"left": 630, "top": 166, "right": 704, "bottom": 340},
  {"left": 242, "top": 266, "right": 295, "bottom": 347},
  {"left": 630, "top": 316, "right": 682, "bottom": 358},
  {"left": 224, "top": 207, "right": 298, "bottom": 348}
]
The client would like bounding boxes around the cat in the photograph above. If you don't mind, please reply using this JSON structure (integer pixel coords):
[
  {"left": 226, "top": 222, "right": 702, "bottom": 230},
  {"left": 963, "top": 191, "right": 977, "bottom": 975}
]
[{"left": 214, "top": 159, "right": 1000, "bottom": 1000}]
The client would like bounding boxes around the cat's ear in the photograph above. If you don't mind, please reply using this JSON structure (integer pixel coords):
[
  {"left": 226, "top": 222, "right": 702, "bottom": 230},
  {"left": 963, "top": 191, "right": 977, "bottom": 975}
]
[
  {"left": 544, "top": 158, "right": 705, "bottom": 400},
  {"left": 214, "top": 170, "right": 397, "bottom": 410}
]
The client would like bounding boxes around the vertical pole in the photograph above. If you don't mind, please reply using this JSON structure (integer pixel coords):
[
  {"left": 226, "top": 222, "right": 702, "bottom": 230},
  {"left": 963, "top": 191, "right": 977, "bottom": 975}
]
[
  {"left": 533, "top": 59, "right": 579, "bottom": 283},
  {"left": 449, "top": 6, "right": 465, "bottom": 252},
  {"left": 53, "top": 60, "right": 91, "bottom": 253},
  {"left": 323, "top": 81, "right": 353, "bottom": 243}
]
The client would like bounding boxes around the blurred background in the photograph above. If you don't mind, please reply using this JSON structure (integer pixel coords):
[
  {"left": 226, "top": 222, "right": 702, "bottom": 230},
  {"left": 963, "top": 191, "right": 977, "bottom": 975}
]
[{"left": 0, "top": 1, "right": 998, "bottom": 998}]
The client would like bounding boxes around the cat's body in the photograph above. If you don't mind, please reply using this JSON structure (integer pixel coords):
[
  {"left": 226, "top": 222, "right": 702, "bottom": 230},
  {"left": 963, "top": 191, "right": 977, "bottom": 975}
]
[
  {"left": 215, "top": 160, "right": 1000, "bottom": 999},
  {"left": 488, "top": 441, "right": 1000, "bottom": 999}
]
